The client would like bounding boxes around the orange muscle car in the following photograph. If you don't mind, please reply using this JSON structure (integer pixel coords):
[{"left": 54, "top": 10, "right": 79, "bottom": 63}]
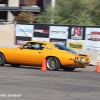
[{"left": 0, "top": 41, "right": 90, "bottom": 71}]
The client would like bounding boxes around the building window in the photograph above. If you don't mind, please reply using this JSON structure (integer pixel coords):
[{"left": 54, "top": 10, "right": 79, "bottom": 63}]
[
  {"left": 43, "top": 0, "right": 51, "bottom": 8},
  {"left": 0, "top": 0, "right": 8, "bottom": 4},
  {"left": 45, "top": 0, "right": 51, "bottom": 4},
  {"left": 19, "top": 0, "right": 38, "bottom": 6},
  {"left": 0, "top": 11, "right": 7, "bottom": 20}
]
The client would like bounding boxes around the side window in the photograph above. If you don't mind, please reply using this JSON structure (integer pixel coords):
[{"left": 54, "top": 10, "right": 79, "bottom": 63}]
[
  {"left": 33, "top": 43, "right": 46, "bottom": 50},
  {"left": 23, "top": 42, "right": 46, "bottom": 50},
  {"left": 41, "top": 44, "right": 46, "bottom": 50},
  {"left": 33, "top": 43, "right": 41, "bottom": 50},
  {"left": 23, "top": 42, "right": 32, "bottom": 49}
]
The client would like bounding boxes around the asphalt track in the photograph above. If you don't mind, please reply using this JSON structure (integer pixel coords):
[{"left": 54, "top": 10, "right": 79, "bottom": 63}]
[{"left": 0, "top": 65, "right": 100, "bottom": 100}]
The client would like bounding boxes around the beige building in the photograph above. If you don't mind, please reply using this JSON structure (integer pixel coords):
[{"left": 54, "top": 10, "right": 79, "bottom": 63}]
[{"left": 0, "top": 0, "right": 48, "bottom": 21}]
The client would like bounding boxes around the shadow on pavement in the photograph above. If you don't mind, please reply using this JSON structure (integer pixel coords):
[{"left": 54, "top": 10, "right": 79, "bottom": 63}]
[{"left": 2, "top": 64, "right": 83, "bottom": 72}]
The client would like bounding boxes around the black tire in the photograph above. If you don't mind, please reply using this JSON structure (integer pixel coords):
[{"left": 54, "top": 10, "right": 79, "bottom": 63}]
[
  {"left": 11, "top": 64, "right": 20, "bottom": 67},
  {"left": 46, "top": 57, "right": 60, "bottom": 71},
  {"left": 63, "top": 67, "right": 75, "bottom": 71},
  {"left": 0, "top": 53, "right": 6, "bottom": 66}
]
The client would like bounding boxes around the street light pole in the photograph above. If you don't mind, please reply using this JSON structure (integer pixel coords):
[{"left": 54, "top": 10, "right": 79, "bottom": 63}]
[
  {"left": 51, "top": 0, "right": 56, "bottom": 24},
  {"left": 51, "top": 0, "right": 56, "bottom": 8}
]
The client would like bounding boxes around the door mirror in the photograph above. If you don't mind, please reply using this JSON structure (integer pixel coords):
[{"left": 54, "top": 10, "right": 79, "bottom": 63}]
[{"left": 20, "top": 46, "right": 23, "bottom": 50}]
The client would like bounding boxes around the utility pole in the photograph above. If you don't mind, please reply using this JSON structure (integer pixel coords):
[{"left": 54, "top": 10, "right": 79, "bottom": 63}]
[
  {"left": 51, "top": 0, "right": 56, "bottom": 8},
  {"left": 51, "top": 0, "right": 56, "bottom": 24}
]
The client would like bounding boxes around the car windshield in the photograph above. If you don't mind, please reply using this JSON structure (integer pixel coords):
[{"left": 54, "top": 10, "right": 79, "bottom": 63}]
[{"left": 54, "top": 44, "right": 77, "bottom": 54}]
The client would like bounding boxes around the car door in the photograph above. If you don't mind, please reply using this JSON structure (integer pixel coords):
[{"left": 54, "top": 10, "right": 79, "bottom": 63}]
[{"left": 13, "top": 42, "right": 45, "bottom": 64}]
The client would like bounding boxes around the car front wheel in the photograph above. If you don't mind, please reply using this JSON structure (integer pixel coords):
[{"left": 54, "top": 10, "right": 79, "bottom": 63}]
[
  {"left": 46, "top": 57, "right": 60, "bottom": 71},
  {"left": 0, "top": 53, "right": 6, "bottom": 66}
]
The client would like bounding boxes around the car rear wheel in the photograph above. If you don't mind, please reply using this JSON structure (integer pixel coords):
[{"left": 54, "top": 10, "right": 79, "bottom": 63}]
[
  {"left": 11, "top": 64, "right": 20, "bottom": 67},
  {"left": 46, "top": 57, "right": 60, "bottom": 71},
  {"left": 0, "top": 53, "right": 6, "bottom": 66},
  {"left": 63, "top": 67, "right": 75, "bottom": 71}
]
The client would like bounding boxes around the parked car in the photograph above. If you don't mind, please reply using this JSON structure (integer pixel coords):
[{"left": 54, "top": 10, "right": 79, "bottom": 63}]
[{"left": 0, "top": 41, "right": 90, "bottom": 71}]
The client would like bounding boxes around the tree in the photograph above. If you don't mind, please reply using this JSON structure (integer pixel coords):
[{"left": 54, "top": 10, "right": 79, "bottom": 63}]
[
  {"left": 36, "top": 6, "right": 53, "bottom": 24},
  {"left": 36, "top": 0, "right": 100, "bottom": 25},
  {"left": 14, "top": 12, "right": 36, "bottom": 23}
]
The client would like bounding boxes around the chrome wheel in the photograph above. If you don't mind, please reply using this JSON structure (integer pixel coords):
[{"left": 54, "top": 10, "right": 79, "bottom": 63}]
[
  {"left": 0, "top": 53, "right": 6, "bottom": 66},
  {"left": 0, "top": 56, "right": 2, "bottom": 62},
  {"left": 0, "top": 55, "right": 3, "bottom": 64},
  {"left": 47, "top": 57, "right": 60, "bottom": 71}
]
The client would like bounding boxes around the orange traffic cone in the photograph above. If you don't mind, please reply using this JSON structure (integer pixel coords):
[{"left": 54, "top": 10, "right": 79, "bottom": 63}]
[
  {"left": 41, "top": 59, "right": 47, "bottom": 71},
  {"left": 95, "top": 62, "right": 100, "bottom": 72}
]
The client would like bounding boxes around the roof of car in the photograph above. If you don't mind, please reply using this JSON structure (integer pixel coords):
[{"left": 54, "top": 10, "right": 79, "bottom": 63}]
[{"left": 28, "top": 40, "right": 52, "bottom": 44}]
